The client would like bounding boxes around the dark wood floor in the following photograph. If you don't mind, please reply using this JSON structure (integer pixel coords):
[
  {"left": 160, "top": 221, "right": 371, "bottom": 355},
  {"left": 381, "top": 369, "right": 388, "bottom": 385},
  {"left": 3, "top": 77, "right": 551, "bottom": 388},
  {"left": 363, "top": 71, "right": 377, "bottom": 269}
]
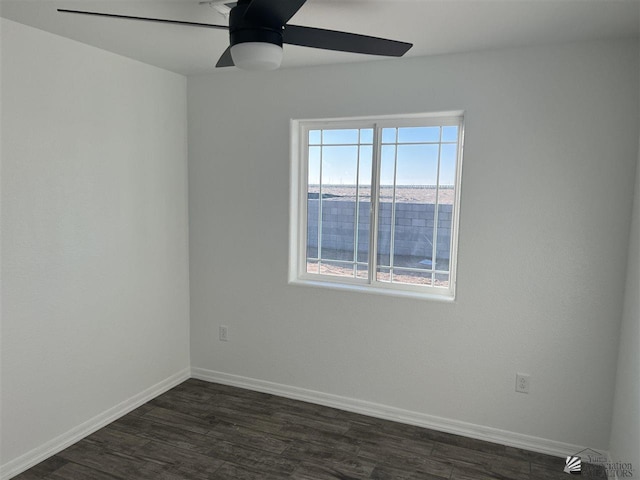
[{"left": 14, "top": 379, "right": 606, "bottom": 480}]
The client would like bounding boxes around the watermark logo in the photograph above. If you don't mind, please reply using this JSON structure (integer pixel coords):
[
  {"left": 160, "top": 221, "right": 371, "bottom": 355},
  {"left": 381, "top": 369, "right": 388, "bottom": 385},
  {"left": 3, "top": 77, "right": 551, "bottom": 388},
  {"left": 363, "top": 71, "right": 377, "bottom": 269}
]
[
  {"left": 564, "top": 456, "right": 581, "bottom": 474},
  {"left": 564, "top": 449, "right": 634, "bottom": 477}
]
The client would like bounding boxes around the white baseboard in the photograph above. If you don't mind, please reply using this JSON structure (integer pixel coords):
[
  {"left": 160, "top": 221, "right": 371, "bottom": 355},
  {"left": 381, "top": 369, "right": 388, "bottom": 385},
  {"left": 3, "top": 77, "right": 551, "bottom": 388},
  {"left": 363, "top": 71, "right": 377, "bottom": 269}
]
[
  {"left": 191, "top": 367, "right": 593, "bottom": 460},
  {"left": 0, "top": 368, "right": 190, "bottom": 480}
]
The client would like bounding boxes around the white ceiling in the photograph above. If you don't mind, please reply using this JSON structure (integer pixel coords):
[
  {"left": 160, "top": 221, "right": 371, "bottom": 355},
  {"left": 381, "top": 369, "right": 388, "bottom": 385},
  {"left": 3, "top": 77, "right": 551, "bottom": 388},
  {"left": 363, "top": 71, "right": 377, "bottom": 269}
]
[{"left": 1, "top": 0, "right": 638, "bottom": 75}]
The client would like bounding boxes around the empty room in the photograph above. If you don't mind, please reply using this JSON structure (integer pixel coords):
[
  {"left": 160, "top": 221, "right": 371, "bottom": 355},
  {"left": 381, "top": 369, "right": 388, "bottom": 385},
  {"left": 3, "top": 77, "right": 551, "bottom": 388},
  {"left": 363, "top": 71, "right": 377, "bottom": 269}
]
[{"left": 1, "top": 1, "right": 639, "bottom": 479}]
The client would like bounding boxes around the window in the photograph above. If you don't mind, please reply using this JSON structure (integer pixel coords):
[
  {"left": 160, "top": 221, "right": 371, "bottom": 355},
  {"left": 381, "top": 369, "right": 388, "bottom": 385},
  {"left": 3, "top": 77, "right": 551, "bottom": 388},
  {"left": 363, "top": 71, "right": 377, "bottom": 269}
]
[{"left": 289, "top": 112, "right": 464, "bottom": 300}]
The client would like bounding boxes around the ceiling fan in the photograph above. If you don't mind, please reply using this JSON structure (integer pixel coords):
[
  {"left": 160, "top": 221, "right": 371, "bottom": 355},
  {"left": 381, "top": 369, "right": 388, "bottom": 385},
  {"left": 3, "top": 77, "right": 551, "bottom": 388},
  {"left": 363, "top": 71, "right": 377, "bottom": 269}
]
[{"left": 58, "top": 0, "right": 412, "bottom": 71}]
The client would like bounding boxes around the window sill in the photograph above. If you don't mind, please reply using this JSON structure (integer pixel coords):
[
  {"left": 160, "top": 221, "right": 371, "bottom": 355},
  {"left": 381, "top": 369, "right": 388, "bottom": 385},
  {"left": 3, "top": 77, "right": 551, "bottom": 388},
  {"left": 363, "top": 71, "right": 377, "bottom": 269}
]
[{"left": 288, "top": 277, "right": 456, "bottom": 302}]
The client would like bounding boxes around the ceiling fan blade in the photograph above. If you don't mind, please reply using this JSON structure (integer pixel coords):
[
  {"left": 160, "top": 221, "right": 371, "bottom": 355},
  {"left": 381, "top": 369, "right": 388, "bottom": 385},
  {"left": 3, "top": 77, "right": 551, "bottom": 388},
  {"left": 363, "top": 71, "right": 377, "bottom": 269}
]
[
  {"left": 283, "top": 25, "right": 412, "bottom": 57},
  {"left": 216, "top": 47, "right": 235, "bottom": 67},
  {"left": 57, "top": 9, "right": 229, "bottom": 31},
  {"left": 243, "top": 0, "right": 307, "bottom": 26}
]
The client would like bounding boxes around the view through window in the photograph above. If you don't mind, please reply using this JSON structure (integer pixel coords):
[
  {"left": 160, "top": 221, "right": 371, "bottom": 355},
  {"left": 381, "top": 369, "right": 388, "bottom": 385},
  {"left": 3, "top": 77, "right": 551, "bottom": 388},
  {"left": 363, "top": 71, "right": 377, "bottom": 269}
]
[{"left": 293, "top": 113, "right": 463, "bottom": 298}]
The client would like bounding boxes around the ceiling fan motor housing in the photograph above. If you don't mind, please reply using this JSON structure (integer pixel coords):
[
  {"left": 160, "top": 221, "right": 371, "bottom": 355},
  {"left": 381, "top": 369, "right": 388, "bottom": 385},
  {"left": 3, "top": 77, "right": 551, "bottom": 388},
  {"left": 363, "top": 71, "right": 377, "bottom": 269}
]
[{"left": 228, "top": 1, "right": 283, "bottom": 48}]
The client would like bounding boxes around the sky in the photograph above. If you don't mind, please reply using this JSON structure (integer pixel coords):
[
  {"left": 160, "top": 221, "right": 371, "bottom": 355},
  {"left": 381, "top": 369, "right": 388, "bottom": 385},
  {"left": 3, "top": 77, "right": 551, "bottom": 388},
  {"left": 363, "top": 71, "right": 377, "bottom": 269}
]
[{"left": 308, "top": 126, "right": 459, "bottom": 186}]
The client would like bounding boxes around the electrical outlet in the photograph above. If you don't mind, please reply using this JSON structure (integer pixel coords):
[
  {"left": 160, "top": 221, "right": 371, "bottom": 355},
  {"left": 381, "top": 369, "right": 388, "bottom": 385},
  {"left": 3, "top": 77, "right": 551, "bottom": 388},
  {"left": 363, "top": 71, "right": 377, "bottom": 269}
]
[
  {"left": 219, "top": 325, "right": 228, "bottom": 342},
  {"left": 516, "top": 373, "right": 530, "bottom": 393}
]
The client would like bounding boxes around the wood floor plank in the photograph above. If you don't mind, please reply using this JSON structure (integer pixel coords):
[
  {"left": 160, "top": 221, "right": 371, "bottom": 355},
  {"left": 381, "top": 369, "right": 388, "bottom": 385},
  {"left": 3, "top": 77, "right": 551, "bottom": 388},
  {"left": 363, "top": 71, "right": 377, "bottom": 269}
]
[
  {"left": 141, "top": 406, "right": 218, "bottom": 435},
  {"left": 369, "top": 462, "right": 450, "bottom": 480},
  {"left": 277, "top": 422, "right": 361, "bottom": 450},
  {"left": 82, "top": 426, "right": 151, "bottom": 453},
  {"left": 289, "top": 461, "right": 369, "bottom": 480},
  {"left": 205, "top": 440, "right": 300, "bottom": 476},
  {"left": 45, "top": 462, "right": 124, "bottom": 480},
  {"left": 490, "top": 457, "right": 531, "bottom": 480},
  {"left": 202, "top": 408, "right": 288, "bottom": 436},
  {"left": 351, "top": 425, "right": 434, "bottom": 460},
  {"left": 273, "top": 411, "right": 350, "bottom": 435},
  {"left": 449, "top": 465, "right": 504, "bottom": 480},
  {"left": 126, "top": 404, "right": 155, "bottom": 417},
  {"left": 503, "top": 446, "right": 561, "bottom": 466},
  {"left": 11, "top": 456, "right": 69, "bottom": 480},
  {"left": 210, "top": 461, "right": 290, "bottom": 480},
  {"left": 109, "top": 415, "right": 216, "bottom": 454},
  {"left": 283, "top": 441, "right": 376, "bottom": 478},
  {"left": 16, "top": 379, "right": 589, "bottom": 480},
  {"left": 410, "top": 457, "right": 455, "bottom": 479},
  {"left": 56, "top": 441, "right": 184, "bottom": 480},
  {"left": 147, "top": 393, "right": 220, "bottom": 419},
  {"left": 368, "top": 463, "right": 420, "bottom": 480},
  {"left": 131, "top": 439, "right": 225, "bottom": 479},
  {"left": 206, "top": 420, "right": 292, "bottom": 454},
  {"left": 430, "top": 441, "right": 498, "bottom": 470}
]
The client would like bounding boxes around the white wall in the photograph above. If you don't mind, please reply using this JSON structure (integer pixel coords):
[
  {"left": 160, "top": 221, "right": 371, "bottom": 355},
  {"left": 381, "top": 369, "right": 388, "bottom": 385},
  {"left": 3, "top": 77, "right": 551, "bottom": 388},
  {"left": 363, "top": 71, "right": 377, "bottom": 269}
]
[
  {"left": 1, "top": 18, "right": 636, "bottom": 474},
  {"left": 188, "top": 39, "right": 639, "bottom": 451},
  {"left": 608, "top": 113, "right": 640, "bottom": 476},
  {"left": 0, "top": 18, "right": 190, "bottom": 474}
]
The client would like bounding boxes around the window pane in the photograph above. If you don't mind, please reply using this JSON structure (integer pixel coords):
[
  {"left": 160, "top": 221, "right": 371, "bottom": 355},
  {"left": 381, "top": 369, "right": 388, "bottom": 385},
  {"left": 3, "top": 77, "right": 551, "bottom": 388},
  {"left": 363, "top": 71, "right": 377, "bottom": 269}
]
[
  {"left": 320, "top": 260, "right": 354, "bottom": 277},
  {"left": 442, "top": 126, "right": 458, "bottom": 142},
  {"left": 321, "top": 198, "right": 355, "bottom": 263},
  {"left": 376, "top": 199, "right": 392, "bottom": 271},
  {"left": 390, "top": 268, "right": 433, "bottom": 286},
  {"left": 306, "top": 197, "right": 318, "bottom": 259},
  {"left": 382, "top": 128, "right": 397, "bottom": 144},
  {"left": 396, "top": 144, "right": 439, "bottom": 185},
  {"left": 435, "top": 272, "right": 450, "bottom": 287},
  {"left": 379, "top": 145, "right": 397, "bottom": 182},
  {"left": 320, "top": 146, "right": 357, "bottom": 265},
  {"left": 359, "top": 146, "right": 373, "bottom": 185},
  {"left": 309, "top": 130, "right": 321, "bottom": 145},
  {"left": 434, "top": 143, "right": 456, "bottom": 282},
  {"left": 308, "top": 146, "right": 321, "bottom": 186},
  {"left": 321, "top": 146, "right": 358, "bottom": 186},
  {"left": 356, "top": 264, "right": 369, "bottom": 279},
  {"left": 307, "top": 260, "right": 319, "bottom": 274},
  {"left": 360, "top": 128, "right": 374, "bottom": 144},
  {"left": 435, "top": 193, "right": 453, "bottom": 277},
  {"left": 356, "top": 145, "right": 372, "bottom": 280},
  {"left": 306, "top": 128, "right": 372, "bottom": 280},
  {"left": 322, "top": 129, "right": 359, "bottom": 145},
  {"left": 376, "top": 126, "right": 453, "bottom": 287},
  {"left": 307, "top": 144, "right": 320, "bottom": 265},
  {"left": 439, "top": 144, "right": 457, "bottom": 186},
  {"left": 377, "top": 144, "right": 394, "bottom": 272},
  {"left": 397, "top": 126, "right": 440, "bottom": 143},
  {"left": 376, "top": 266, "right": 391, "bottom": 283},
  {"left": 392, "top": 197, "right": 433, "bottom": 270}
]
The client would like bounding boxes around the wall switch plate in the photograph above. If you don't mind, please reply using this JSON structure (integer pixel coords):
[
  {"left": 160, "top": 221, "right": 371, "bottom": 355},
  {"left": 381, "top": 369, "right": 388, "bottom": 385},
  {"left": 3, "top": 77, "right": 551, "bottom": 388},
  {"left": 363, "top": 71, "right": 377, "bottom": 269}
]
[
  {"left": 516, "top": 373, "right": 530, "bottom": 393},
  {"left": 219, "top": 325, "right": 228, "bottom": 342}
]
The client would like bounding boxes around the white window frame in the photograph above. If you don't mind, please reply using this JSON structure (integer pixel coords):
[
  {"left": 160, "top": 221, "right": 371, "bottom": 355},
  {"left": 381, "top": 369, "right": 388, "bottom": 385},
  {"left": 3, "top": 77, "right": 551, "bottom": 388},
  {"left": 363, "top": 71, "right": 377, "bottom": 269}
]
[{"left": 289, "top": 112, "right": 464, "bottom": 301}]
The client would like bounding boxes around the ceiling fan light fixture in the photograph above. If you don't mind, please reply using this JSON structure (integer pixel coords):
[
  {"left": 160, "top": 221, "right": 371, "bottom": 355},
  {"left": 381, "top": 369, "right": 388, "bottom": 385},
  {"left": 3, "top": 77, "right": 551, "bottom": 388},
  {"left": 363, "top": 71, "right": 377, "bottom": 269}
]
[
  {"left": 58, "top": 0, "right": 413, "bottom": 71},
  {"left": 230, "top": 42, "right": 283, "bottom": 70}
]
